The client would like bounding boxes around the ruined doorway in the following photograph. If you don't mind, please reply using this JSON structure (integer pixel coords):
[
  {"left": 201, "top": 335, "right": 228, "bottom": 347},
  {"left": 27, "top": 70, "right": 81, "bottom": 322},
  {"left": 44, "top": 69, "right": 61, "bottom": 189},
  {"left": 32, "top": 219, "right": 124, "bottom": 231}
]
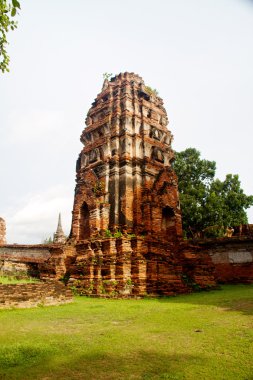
[
  {"left": 79, "top": 202, "right": 90, "bottom": 239},
  {"left": 161, "top": 206, "right": 175, "bottom": 235}
]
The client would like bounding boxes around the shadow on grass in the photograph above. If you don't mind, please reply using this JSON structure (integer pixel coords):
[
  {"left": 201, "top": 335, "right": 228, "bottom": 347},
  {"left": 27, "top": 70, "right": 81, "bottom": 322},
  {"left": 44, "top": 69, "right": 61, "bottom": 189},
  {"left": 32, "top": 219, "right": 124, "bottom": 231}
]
[
  {"left": 156, "top": 284, "right": 253, "bottom": 315},
  {"left": 0, "top": 343, "right": 52, "bottom": 369},
  {"left": 0, "top": 344, "right": 201, "bottom": 380}
]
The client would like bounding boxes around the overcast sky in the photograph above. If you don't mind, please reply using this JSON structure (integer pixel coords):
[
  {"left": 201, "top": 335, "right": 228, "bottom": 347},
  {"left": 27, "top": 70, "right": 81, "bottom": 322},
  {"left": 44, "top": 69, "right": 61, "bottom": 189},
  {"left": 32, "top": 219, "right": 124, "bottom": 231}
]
[{"left": 1, "top": 0, "right": 253, "bottom": 243}]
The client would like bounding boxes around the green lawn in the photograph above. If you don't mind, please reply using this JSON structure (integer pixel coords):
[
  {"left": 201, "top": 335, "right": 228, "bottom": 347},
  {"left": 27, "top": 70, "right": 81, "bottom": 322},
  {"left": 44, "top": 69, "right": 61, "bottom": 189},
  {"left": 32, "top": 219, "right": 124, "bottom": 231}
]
[
  {"left": 0, "top": 285, "right": 252, "bottom": 380},
  {"left": 0, "top": 276, "right": 39, "bottom": 284}
]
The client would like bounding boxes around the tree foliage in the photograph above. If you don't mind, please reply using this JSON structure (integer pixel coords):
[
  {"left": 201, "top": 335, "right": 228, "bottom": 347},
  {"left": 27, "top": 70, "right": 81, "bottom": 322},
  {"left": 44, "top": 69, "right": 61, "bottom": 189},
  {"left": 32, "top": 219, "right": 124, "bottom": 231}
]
[
  {"left": 103, "top": 72, "right": 113, "bottom": 80},
  {"left": 0, "top": 0, "right": 20, "bottom": 73},
  {"left": 174, "top": 148, "right": 253, "bottom": 237}
]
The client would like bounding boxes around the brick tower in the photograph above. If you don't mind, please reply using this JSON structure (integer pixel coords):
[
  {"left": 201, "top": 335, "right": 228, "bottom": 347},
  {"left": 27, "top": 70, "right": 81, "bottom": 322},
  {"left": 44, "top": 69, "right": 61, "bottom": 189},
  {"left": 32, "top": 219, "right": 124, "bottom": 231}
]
[
  {"left": 60, "top": 73, "right": 215, "bottom": 296},
  {"left": 70, "top": 72, "right": 182, "bottom": 242}
]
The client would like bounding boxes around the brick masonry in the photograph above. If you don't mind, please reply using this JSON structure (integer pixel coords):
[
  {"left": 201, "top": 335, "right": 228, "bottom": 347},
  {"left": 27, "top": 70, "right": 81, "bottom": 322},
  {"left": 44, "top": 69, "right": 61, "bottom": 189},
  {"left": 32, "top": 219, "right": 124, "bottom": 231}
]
[
  {"left": 70, "top": 72, "right": 182, "bottom": 241},
  {"left": 63, "top": 73, "right": 216, "bottom": 296},
  {"left": 37, "top": 238, "right": 216, "bottom": 297},
  {"left": 1, "top": 237, "right": 252, "bottom": 297},
  {"left": 0, "top": 244, "right": 55, "bottom": 278},
  {"left": 198, "top": 237, "right": 253, "bottom": 283},
  {"left": 0, "top": 281, "right": 73, "bottom": 309}
]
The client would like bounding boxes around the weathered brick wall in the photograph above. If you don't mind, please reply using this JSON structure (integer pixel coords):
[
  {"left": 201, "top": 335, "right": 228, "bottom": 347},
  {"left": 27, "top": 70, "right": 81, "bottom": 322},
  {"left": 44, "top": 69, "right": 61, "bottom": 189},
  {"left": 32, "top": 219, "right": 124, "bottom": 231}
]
[
  {"left": 0, "top": 245, "right": 51, "bottom": 262},
  {"left": 0, "top": 281, "right": 73, "bottom": 309},
  {"left": 0, "top": 244, "right": 64, "bottom": 279},
  {"left": 54, "top": 237, "right": 216, "bottom": 297},
  {"left": 1, "top": 238, "right": 252, "bottom": 296},
  {"left": 198, "top": 238, "right": 253, "bottom": 283}
]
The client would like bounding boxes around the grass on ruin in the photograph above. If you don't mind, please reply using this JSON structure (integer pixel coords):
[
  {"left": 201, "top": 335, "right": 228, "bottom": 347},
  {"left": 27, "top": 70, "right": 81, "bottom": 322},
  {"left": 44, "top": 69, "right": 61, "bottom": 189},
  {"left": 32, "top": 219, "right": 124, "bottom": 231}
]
[
  {"left": 0, "top": 285, "right": 253, "bottom": 380},
  {"left": 0, "top": 276, "right": 39, "bottom": 284}
]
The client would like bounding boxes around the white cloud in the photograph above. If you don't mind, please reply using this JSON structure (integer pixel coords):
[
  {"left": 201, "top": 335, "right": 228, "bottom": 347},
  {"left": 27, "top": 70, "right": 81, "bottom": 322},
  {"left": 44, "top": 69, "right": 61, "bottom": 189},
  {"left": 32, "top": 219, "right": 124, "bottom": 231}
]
[
  {"left": 6, "top": 109, "right": 65, "bottom": 144},
  {"left": 5, "top": 185, "right": 73, "bottom": 244}
]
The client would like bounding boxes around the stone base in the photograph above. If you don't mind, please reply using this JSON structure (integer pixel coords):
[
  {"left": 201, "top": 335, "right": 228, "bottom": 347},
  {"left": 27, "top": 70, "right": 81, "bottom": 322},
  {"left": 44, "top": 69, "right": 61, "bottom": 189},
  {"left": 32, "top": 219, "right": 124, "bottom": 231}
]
[{"left": 41, "top": 237, "right": 216, "bottom": 297}]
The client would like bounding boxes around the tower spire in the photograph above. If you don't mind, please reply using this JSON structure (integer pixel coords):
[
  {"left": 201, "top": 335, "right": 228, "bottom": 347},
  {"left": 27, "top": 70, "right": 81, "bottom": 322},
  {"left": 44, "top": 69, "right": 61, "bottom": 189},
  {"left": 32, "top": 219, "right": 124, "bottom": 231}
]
[
  {"left": 53, "top": 213, "right": 66, "bottom": 244},
  {"left": 57, "top": 213, "right": 63, "bottom": 233}
]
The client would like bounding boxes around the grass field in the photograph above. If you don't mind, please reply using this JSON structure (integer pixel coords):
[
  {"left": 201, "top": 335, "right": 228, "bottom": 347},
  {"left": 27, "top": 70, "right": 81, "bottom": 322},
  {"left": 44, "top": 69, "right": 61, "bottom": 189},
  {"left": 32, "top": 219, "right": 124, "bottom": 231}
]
[
  {"left": 0, "top": 285, "right": 252, "bottom": 380},
  {"left": 0, "top": 276, "right": 39, "bottom": 284}
]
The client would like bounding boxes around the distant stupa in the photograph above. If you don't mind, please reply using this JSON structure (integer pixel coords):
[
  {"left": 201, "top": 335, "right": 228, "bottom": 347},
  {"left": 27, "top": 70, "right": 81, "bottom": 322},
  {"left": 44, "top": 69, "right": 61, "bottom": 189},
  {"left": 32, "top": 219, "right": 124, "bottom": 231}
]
[
  {"left": 0, "top": 217, "right": 6, "bottom": 245},
  {"left": 53, "top": 213, "right": 66, "bottom": 244}
]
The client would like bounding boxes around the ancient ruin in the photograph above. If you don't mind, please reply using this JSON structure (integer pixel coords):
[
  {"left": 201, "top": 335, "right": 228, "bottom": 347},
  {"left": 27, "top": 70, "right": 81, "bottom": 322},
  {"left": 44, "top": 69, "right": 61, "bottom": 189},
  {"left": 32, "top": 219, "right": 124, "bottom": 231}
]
[
  {"left": 0, "top": 218, "right": 6, "bottom": 245},
  {"left": 70, "top": 72, "right": 182, "bottom": 241},
  {"left": 1, "top": 73, "right": 253, "bottom": 301},
  {"left": 61, "top": 72, "right": 215, "bottom": 296}
]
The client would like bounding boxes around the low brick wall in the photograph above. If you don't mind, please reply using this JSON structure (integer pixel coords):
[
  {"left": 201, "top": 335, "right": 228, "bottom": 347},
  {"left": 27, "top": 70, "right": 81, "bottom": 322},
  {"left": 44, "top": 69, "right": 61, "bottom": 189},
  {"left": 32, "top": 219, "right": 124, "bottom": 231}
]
[
  {"left": 198, "top": 237, "right": 253, "bottom": 284},
  {"left": 0, "top": 244, "right": 52, "bottom": 263},
  {"left": 0, "top": 244, "right": 65, "bottom": 279},
  {"left": 0, "top": 281, "right": 73, "bottom": 309}
]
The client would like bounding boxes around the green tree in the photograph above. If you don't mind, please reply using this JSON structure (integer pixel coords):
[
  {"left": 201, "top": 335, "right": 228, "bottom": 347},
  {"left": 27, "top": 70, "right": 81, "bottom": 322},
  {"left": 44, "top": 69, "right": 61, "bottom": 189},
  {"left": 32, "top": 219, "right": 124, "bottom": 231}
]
[
  {"left": 174, "top": 148, "right": 216, "bottom": 235},
  {"left": 0, "top": 0, "right": 20, "bottom": 73},
  {"left": 206, "top": 175, "right": 253, "bottom": 227},
  {"left": 174, "top": 148, "right": 253, "bottom": 237}
]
